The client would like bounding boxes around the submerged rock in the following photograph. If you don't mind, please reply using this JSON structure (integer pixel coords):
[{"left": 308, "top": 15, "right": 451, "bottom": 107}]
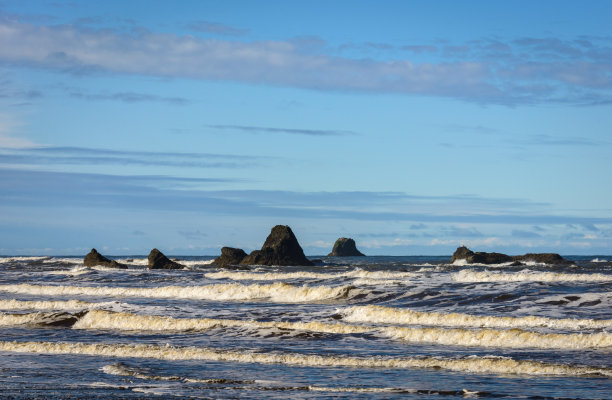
[
  {"left": 212, "top": 247, "right": 248, "bottom": 267},
  {"left": 240, "top": 225, "right": 313, "bottom": 266},
  {"left": 450, "top": 246, "right": 569, "bottom": 265},
  {"left": 83, "top": 248, "right": 127, "bottom": 269},
  {"left": 328, "top": 237, "right": 365, "bottom": 256},
  {"left": 148, "top": 248, "right": 184, "bottom": 270}
]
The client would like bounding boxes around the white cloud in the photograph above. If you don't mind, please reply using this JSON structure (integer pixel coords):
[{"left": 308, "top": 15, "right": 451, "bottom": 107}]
[{"left": 0, "top": 113, "right": 36, "bottom": 148}]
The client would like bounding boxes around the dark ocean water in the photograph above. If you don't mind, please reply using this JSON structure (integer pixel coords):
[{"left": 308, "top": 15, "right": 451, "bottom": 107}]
[{"left": 0, "top": 255, "right": 610, "bottom": 399}]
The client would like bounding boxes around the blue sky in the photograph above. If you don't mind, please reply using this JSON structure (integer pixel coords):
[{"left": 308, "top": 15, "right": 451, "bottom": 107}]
[{"left": 1, "top": 0, "right": 611, "bottom": 255}]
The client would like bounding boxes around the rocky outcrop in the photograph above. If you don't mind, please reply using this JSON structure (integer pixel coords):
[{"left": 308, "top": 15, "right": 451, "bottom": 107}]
[
  {"left": 514, "top": 253, "right": 569, "bottom": 264},
  {"left": 83, "top": 248, "right": 127, "bottom": 269},
  {"left": 328, "top": 238, "right": 365, "bottom": 256},
  {"left": 240, "top": 225, "right": 313, "bottom": 266},
  {"left": 450, "top": 246, "right": 569, "bottom": 265},
  {"left": 148, "top": 248, "right": 184, "bottom": 269},
  {"left": 212, "top": 247, "right": 248, "bottom": 267}
]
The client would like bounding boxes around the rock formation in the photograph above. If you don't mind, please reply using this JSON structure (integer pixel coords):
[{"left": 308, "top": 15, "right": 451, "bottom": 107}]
[
  {"left": 240, "top": 225, "right": 313, "bottom": 266},
  {"left": 212, "top": 247, "right": 248, "bottom": 267},
  {"left": 328, "top": 237, "right": 365, "bottom": 256},
  {"left": 450, "top": 246, "right": 568, "bottom": 265},
  {"left": 83, "top": 248, "right": 127, "bottom": 269},
  {"left": 148, "top": 248, "right": 184, "bottom": 269}
]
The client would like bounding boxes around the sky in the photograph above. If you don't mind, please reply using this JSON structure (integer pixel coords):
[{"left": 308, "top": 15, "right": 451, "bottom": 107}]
[{"left": 0, "top": 0, "right": 611, "bottom": 256}]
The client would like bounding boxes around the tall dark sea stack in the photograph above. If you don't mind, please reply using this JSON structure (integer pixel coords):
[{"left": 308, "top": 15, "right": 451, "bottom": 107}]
[
  {"left": 83, "top": 248, "right": 127, "bottom": 269},
  {"left": 328, "top": 238, "right": 365, "bottom": 256},
  {"left": 148, "top": 248, "right": 184, "bottom": 269},
  {"left": 240, "top": 225, "right": 313, "bottom": 266}
]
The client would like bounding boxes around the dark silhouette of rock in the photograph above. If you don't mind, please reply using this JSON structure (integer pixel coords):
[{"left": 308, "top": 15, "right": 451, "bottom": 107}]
[
  {"left": 212, "top": 247, "right": 248, "bottom": 267},
  {"left": 148, "top": 248, "right": 184, "bottom": 269},
  {"left": 240, "top": 225, "right": 313, "bottom": 266},
  {"left": 514, "top": 253, "right": 569, "bottom": 264},
  {"left": 83, "top": 248, "right": 127, "bottom": 269},
  {"left": 450, "top": 246, "right": 569, "bottom": 265},
  {"left": 328, "top": 238, "right": 365, "bottom": 256}
]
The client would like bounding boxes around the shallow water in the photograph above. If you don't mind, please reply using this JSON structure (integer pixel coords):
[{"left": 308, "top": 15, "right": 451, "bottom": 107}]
[{"left": 0, "top": 255, "right": 610, "bottom": 399}]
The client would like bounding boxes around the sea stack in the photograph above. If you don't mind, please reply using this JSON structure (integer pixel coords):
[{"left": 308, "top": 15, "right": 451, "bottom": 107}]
[
  {"left": 83, "top": 248, "right": 127, "bottom": 269},
  {"left": 450, "top": 246, "right": 568, "bottom": 265},
  {"left": 148, "top": 248, "right": 184, "bottom": 269},
  {"left": 328, "top": 238, "right": 365, "bottom": 256},
  {"left": 240, "top": 225, "right": 313, "bottom": 266},
  {"left": 212, "top": 247, "right": 248, "bottom": 267}
]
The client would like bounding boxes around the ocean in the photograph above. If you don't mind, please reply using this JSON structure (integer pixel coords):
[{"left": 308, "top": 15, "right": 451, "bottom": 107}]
[{"left": 0, "top": 255, "right": 610, "bottom": 399}]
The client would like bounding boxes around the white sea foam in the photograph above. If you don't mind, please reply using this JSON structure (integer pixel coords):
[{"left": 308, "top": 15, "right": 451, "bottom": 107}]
[
  {"left": 0, "top": 256, "right": 50, "bottom": 263},
  {"left": 1, "top": 340, "right": 609, "bottom": 377},
  {"left": 205, "top": 268, "right": 417, "bottom": 281},
  {"left": 341, "top": 305, "right": 612, "bottom": 330},
  {"left": 0, "top": 299, "right": 94, "bottom": 310},
  {"left": 71, "top": 310, "right": 612, "bottom": 349},
  {"left": 591, "top": 258, "right": 609, "bottom": 263},
  {"left": 0, "top": 282, "right": 359, "bottom": 303},
  {"left": 452, "top": 269, "right": 612, "bottom": 283}
]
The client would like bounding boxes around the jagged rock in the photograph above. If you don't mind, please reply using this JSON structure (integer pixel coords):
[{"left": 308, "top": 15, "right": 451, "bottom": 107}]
[
  {"left": 450, "top": 246, "right": 569, "bottom": 265},
  {"left": 212, "top": 247, "right": 248, "bottom": 267},
  {"left": 514, "top": 253, "right": 569, "bottom": 264},
  {"left": 148, "top": 248, "right": 184, "bottom": 270},
  {"left": 83, "top": 248, "right": 127, "bottom": 269},
  {"left": 328, "top": 237, "right": 365, "bottom": 256},
  {"left": 240, "top": 225, "right": 313, "bottom": 266}
]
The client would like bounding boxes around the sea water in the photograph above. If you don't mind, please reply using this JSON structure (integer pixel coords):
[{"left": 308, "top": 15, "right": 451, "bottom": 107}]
[{"left": 0, "top": 255, "right": 610, "bottom": 399}]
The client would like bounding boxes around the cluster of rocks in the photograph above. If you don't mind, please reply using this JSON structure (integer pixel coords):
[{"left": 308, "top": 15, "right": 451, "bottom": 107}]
[
  {"left": 450, "top": 246, "right": 569, "bottom": 265},
  {"left": 83, "top": 248, "right": 185, "bottom": 269},
  {"left": 213, "top": 225, "right": 314, "bottom": 267}
]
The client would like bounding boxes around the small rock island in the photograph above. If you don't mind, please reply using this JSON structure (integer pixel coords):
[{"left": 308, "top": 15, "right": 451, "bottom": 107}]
[
  {"left": 83, "top": 248, "right": 127, "bottom": 269},
  {"left": 212, "top": 225, "right": 313, "bottom": 267},
  {"left": 328, "top": 237, "right": 365, "bottom": 256},
  {"left": 148, "top": 248, "right": 185, "bottom": 269},
  {"left": 450, "top": 246, "right": 569, "bottom": 265}
]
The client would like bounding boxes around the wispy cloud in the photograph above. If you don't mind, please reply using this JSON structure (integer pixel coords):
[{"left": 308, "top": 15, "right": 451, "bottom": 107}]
[
  {"left": 207, "top": 124, "right": 356, "bottom": 136},
  {"left": 3, "top": 18, "right": 611, "bottom": 104},
  {"left": 0, "top": 146, "right": 265, "bottom": 169},
  {"left": 67, "top": 89, "right": 191, "bottom": 105},
  {"left": 186, "top": 20, "right": 249, "bottom": 36},
  {"left": 2, "top": 167, "right": 610, "bottom": 227}
]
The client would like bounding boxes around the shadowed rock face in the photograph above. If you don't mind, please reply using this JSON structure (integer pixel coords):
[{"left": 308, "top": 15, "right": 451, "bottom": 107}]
[
  {"left": 328, "top": 238, "right": 365, "bottom": 256},
  {"left": 212, "top": 247, "right": 248, "bottom": 267},
  {"left": 83, "top": 248, "right": 127, "bottom": 269},
  {"left": 240, "top": 225, "right": 313, "bottom": 266},
  {"left": 450, "top": 246, "right": 568, "bottom": 265},
  {"left": 148, "top": 248, "right": 184, "bottom": 270}
]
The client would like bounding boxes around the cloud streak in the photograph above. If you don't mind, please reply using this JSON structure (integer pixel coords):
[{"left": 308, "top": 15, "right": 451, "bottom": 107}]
[
  {"left": 0, "top": 146, "right": 266, "bottom": 169},
  {"left": 2, "top": 18, "right": 610, "bottom": 104},
  {"left": 207, "top": 124, "right": 356, "bottom": 136}
]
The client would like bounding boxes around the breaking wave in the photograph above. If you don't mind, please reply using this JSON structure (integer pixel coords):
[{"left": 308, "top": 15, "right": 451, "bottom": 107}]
[
  {"left": 0, "top": 282, "right": 360, "bottom": 303},
  {"left": 204, "top": 268, "right": 417, "bottom": 281},
  {"left": 68, "top": 310, "right": 612, "bottom": 349},
  {"left": 0, "top": 299, "right": 94, "bottom": 310},
  {"left": 452, "top": 269, "right": 612, "bottom": 283},
  {"left": 1, "top": 340, "right": 609, "bottom": 377},
  {"left": 341, "top": 305, "right": 612, "bottom": 330}
]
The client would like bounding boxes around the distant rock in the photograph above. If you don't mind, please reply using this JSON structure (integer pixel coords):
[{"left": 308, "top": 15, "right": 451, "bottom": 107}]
[
  {"left": 83, "top": 248, "right": 127, "bottom": 269},
  {"left": 240, "top": 225, "right": 313, "bottom": 266},
  {"left": 328, "top": 238, "right": 365, "bottom": 256},
  {"left": 148, "top": 248, "right": 184, "bottom": 269},
  {"left": 450, "top": 246, "right": 569, "bottom": 265},
  {"left": 212, "top": 247, "right": 248, "bottom": 267},
  {"left": 514, "top": 253, "right": 569, "bottom": 264}
]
